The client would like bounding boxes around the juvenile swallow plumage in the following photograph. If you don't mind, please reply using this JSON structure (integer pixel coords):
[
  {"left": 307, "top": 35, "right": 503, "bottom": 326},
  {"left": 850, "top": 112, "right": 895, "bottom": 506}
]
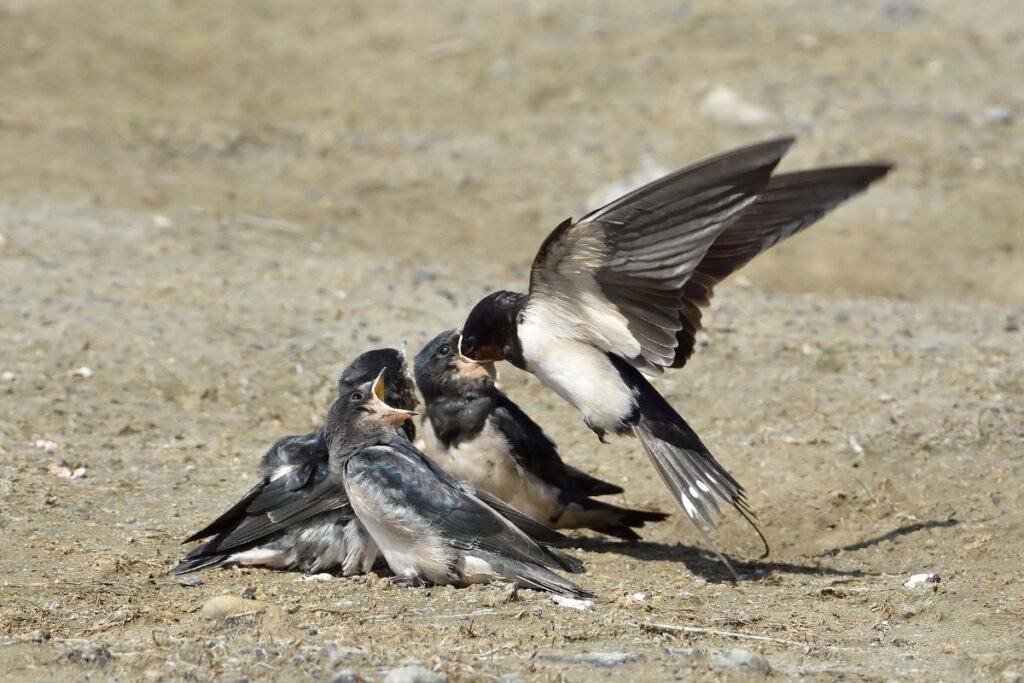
[
  {"left": 415, "top": 329, "right": 668, "bottom": 540},
  {"left": 170, "top": 348, "right": 417, "bottom": 576},
  {"left": 328, "top": 368, "right": 591, "bottom": 597},
  {"left": 458, "top": 138, "right": 891, "bottom": 574}
]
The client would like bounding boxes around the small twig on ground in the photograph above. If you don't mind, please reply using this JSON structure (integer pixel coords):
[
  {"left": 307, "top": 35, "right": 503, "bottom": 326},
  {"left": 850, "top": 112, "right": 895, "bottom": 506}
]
[{"left": 638, "top": 622, "right": 808, "bottom": 648}]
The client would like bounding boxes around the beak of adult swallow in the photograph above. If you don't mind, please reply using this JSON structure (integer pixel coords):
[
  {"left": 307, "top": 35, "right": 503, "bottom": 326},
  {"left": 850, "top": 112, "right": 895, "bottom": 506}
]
[
  {"left": 369, "top": 369, "right": 418, "bottom": 425},
  {"left": 458, "top": 332, "right": 504, "bottom": 363}
]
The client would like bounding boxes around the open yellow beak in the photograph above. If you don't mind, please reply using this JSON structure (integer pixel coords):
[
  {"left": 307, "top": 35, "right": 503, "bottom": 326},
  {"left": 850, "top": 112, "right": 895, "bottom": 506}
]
[{"left": 369, "top": 369, "right": 417, "bottom": 425}]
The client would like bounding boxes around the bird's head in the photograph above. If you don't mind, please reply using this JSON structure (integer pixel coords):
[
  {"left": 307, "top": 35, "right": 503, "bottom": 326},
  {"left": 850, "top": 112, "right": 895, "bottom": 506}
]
[
  {"left": 325, "top": 368, "right": 418, "bottom": 457},
  {"left": 336, "top": 347, "right": 419, "bottom": 413},
  {"left": 414, "top": 329, "right": 496, "bottom": 400},
  {"left": 459, "top": 290, "right": 527, "bottom": 363}
]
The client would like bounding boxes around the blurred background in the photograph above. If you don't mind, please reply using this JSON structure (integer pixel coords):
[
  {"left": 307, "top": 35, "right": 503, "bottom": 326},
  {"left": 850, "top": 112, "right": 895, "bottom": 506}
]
[
  {"left": 1, "top": 1, "right": 1022, "bottom": 680},
  {"left": 1, "top": 0, "right": 1021, "bottom": 301}
]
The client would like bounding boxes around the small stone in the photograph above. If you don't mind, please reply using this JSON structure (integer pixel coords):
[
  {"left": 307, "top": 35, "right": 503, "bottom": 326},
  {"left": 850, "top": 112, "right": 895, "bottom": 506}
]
[
  {"left": 35, "top": 439, "right": 58, "bottom": 453},
  {"left": 384, "top": 664, "right": 448, "bottom": 683},
  {"left": 711, "top": 648, "right": 770, "bottom": 674},
  {"left": 898, "top": 602, "right": 920, "bottom": 618},
  {"left": 47, "top": 459, "right": 86, "bottom": 479},
  {"left": 1, "top": 371, "right": 14, "bottom": 381},
  {"left": 153, "top": 214, "right": 174, "bottom": 228},
  {"left": 984, "top": 106, "right": 1014, "bottom": 125},
  {"left": 883, "top": 0, "right": 924, "bottom": 25},
  {"left": 699, "top": 85, "right": 774, "bottom": 126},
  {"left": 328, "top": 672, "right": 364, "bottom": 683},
  {"left": 904, "top": 572, "right": 940, "bottom": 588},
  {"left": 497, "top": 676, "right": 525, "bottom": 683},
  {"left": 70, "top": 366, "right": 93, "bottom": 379},
  {"left": 627, "top": 592, "right": 646, "bottom": 603},
  {"left": 177, "top": 575, "right": 203, "bottom": 587},
  {"left": 551, "top": 595, "right": 595, "bottom": 611},
  {"left": 200, "top": 595, "right": 282, "bottom": 621}
]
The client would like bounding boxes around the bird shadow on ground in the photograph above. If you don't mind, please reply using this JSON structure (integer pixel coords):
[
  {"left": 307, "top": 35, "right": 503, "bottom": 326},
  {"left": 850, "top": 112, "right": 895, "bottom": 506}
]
[{"left": 571, "top": 517, "right": 960, "bottom": 584}]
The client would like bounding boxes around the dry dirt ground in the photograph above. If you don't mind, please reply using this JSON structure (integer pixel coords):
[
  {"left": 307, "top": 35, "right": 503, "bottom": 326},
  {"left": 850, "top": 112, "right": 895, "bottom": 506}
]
[{"left": 1, "top": 1, "right": 1022, "bottom": 681}]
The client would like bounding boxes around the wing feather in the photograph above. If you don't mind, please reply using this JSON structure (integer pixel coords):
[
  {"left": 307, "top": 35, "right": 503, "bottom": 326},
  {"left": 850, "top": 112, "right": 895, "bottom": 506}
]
[
  {"left": 671, "top": 164, "right": 893, "bottom": 367},
  {"left": 526, "top": 138, "right": 795, "bottom": 374}
]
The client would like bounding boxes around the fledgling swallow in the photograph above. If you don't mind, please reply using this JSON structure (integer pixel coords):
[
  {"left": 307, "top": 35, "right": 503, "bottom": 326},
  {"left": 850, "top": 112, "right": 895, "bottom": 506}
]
[
  {"left": 458, "top": 138, "right": 891, "bottom": 575},
  {"left": 328, "top": 368, "right": 592, "bottom": 597},
  {"left": 170, "top": 348, "right": 418, "bottom": 576},
  {"left": 415, "top": 329, "right": 668, "bottom": 540}
]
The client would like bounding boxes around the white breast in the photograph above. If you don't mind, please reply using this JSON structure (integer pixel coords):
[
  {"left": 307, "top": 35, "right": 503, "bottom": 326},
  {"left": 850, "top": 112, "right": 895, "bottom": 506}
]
[
  {"left": 346, "top": 463, "right": 452, "bottom": 584},
  {"left": 422, "top": 419, "right": 563, "bottom": 524},
  {"left": 517, "top": 318, "right": 636, "bottom": 434}
]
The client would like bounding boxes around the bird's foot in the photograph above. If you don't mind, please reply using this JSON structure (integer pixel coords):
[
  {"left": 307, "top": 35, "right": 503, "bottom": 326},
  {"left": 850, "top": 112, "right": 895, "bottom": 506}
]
[{"left": 388, "top": 574, "right": 430, "bottom": 589}]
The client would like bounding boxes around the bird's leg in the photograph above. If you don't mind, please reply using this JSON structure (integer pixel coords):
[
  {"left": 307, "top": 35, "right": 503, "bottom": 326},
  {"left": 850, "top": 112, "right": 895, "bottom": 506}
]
[
  {"left": 388, "top": 573, "right": 431, "bottom": 589},
  {"left": 585, "top": 419, "right": 610, "bottom": 444}
]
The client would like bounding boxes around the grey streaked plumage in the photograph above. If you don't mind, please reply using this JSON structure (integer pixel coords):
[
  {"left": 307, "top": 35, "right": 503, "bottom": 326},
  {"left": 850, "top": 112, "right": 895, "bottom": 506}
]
[
  {"left": 415, "top": 329, "right": 667, "bottom": 540},
  {"left": 326, "top": 371, "right": 591, "bottom": 597},
  {"left": 170, "top": 347, "right": 417, "bottom": 576},
  {"left": 459, "top": 138, "right": 892, "bottom": 576}
]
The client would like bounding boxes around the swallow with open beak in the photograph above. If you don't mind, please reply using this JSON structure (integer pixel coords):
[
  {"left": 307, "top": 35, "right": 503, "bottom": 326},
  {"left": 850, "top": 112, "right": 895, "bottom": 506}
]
[
  {"left": 458, "top": 137, "right": 892, "bottom": 575},
  {"left": 331, "top": 366, "right": 591, "bottom": 597},
  {"left": 415, "top": 329, "right": 668, "bottom": 540},
  {"left": 170, "top": 347, "right": 417, "bottom": 576}
]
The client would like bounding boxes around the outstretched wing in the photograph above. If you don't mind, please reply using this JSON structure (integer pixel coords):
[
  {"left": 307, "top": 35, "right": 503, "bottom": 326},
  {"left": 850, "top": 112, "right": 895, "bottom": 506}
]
[
  {"left": 526, "top": 138, "right": 794, "bottom": 376},
  {"left": 671, "top": 164, "right": 892, "bottom": 367}
]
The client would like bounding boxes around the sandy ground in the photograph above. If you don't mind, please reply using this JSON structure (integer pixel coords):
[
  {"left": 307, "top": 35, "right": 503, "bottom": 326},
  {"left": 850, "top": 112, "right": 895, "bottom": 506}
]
[{"left": 1, "top": 1, "right": 1022, "bottom": 681}]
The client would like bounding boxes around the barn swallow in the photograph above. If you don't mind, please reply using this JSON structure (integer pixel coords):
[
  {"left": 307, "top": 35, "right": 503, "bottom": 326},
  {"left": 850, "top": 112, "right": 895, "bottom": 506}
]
[
  {"left": 329, "top": 369, "right": 591, "bottom": 597},
  {"left": 170, "top": 347, "right": 418, "bottom": 576},
  {"left": 458, "top": 137, "right": 892, "bottom": 575},
  {"left": 414, "top": 329, "right": 668, "bottom": 540}
]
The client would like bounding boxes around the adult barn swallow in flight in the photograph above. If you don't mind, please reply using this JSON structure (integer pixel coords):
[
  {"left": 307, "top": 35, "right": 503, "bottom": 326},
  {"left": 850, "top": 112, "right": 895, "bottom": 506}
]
[{"left": 458, "top": 137, "right": 891, "bottom": 573}]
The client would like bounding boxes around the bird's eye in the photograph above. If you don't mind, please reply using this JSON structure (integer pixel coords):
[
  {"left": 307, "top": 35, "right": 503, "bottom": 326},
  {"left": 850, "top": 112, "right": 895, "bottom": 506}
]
[
  {"left": 349, "top": 391, "right": 364, "bottom": 402},
  {"left": 438, "top": 344, "right": 451, "bottom": 356}
]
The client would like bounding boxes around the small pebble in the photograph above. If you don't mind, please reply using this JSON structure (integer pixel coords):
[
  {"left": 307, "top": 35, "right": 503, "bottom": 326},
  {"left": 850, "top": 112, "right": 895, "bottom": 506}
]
[
  {"left": 984, "top": 106, "right": 1014, "bottom": 126},
  {"left": 152, "top": 214, "right": 174, "bottom": 228},
  {"left": 551, "top": 595, "right": 595, "bottom": 611},
  {"left": 1, "top": 371, "right": 14, "bottom": 381},
  {"left": 904, "top": 572, "right": 940, "bottom": 588},
  {"left": 70, "top": 366, "right": 93, "bottom": 379},
  {"left": 35, "top": 439, "right": 58, "bottom": 453},
  {"left": 47, "top": 459, "right": 87, "bottom": 479},
  {"left": 328, "top": 671, "right": 365, "bottom": 683},
  {"left": 699, "top": 85, "right": 774, "bottom": 126},
  {"left": 200, "top": 595, "right": 280, "bottom": 621},
  {"left": 177, "top": 576, "right": 203, "bottom": 587},
  {"left": 711, "top": 648, "right": 771, "bottom": 674},
  {"left": 384, "top": 664, "right": 448, "bottom": 683}
]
